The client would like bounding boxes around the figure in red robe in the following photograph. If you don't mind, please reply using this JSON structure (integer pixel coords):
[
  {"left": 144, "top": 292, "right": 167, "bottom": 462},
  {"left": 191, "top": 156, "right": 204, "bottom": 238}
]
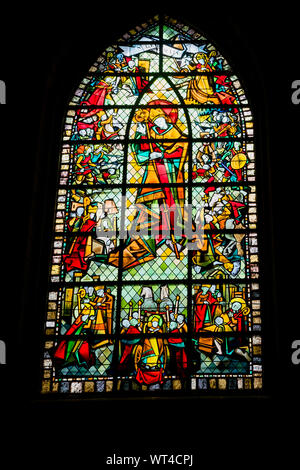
[
  {"left": 54, "top": 315, "right": 95, "bottom": 367},
  {"left": 194, "top": 285, "right": 217, "bottom": 331},
  {"left": 118, "top": 320, "right": 141, "bottom": 373},
  {"left": 168, "top": 316, "right": 188, "bottom": 378},
  {"left": 76, "top": 79, "right": 113, "bottom": 138},
  {"left": 63, "top": 204, "right": 97, "bottom": 273}
]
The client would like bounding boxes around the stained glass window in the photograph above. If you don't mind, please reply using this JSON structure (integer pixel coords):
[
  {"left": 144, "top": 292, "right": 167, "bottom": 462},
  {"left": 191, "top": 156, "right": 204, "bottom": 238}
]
[{"left": 41, "top": 15, "right": 262, "bottom": 395}]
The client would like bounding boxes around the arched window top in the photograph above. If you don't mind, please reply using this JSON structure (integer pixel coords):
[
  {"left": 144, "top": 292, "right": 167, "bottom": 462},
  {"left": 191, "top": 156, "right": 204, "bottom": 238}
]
[
  {"left": 69, "top": 15, "right": 249, "bottom": 107},
  {"left": 41, "top": 15, "right": 262, "bottom": 396}
]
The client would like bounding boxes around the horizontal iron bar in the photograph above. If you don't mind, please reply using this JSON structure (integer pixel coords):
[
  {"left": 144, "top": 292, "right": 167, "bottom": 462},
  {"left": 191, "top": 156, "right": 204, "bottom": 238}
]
[
  {"left": 62, "top": 138, "right": 253, "bottom": 145},
  {"left": 46, "top": 278, "right": 256, "bottom": 288},
  {"left": 57, "top": 182, "right": 255, "bottom": 189},
  {"left": 68, "top": 103, "right": 248, "bottom": 109}
]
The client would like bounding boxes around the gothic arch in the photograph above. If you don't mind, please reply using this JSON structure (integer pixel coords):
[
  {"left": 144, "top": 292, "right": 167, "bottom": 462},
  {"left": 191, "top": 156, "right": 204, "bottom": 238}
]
[{"left": 41, "top": 15, "right": 262, "bottom": 396}]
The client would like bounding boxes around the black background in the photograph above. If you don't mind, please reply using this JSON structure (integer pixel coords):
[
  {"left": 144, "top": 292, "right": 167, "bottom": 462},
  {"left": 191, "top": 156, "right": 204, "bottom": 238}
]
[{"left": 0, "top": 1, "right": 299, "bottom": 464}]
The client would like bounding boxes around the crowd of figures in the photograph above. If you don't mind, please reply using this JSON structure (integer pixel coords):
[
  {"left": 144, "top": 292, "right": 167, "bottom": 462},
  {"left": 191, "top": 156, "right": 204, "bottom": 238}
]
[{"left": 53, "top": 284, "right": 251, "bottom": 387}]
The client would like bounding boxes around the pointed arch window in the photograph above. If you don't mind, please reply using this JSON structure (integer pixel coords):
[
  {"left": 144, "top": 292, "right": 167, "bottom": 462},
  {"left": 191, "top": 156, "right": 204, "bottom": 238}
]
[{"left": 41, "top": 15, "right": 262, "bottom": 395}]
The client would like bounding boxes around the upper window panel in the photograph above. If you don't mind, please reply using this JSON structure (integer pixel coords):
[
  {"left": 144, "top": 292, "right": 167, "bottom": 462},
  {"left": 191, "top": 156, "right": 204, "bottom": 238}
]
[{"left": 41, "top": 15, "right": 262, "bottom": 396}]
